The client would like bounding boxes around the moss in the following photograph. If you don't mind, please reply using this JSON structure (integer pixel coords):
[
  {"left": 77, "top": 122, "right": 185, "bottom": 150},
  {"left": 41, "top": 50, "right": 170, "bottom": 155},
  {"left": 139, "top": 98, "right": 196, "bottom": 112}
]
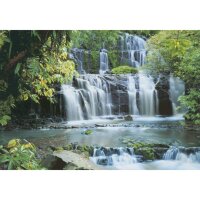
[
  {"left": 111, "top": 66, "right": 138, "bottom": 74},
  {"left": 137, "top": 147, "right": 155, "bottom": 160},
  {"left": 55, "top": 147, "right": 64, "bottom": 152},
  {"left": 63, "top": 144, "right": 73, "bottom": 151},
  {"left": 84, "top": 129, "right": 93, "bottom": 135},
  {"left": 130, "top": 142, "right": 156, "bottom": 160}
]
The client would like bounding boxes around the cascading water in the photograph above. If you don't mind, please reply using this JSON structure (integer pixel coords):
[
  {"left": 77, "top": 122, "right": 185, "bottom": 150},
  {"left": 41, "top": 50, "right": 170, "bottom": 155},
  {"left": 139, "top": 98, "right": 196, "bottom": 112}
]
[
  {"left": 169, "top": 75, "right": 185, "bottom": 114},
  {"left": 99, "top": 49, "right": 109, "bottom": 74},
  {"left": 62, "top": 34, "right": 184, "bottom": 121},
  {"left": 90, "top": 147, "right": 138, "bottom": 169},
  {"left": 119, "top": 34, "right": 159, "bottom": 116},
  {"left": 61, "top": 75, "right": 112, "bottom": 121},
  {"left": 71, "top": 48, "right": 86, "bottom": 74},
  {"left": 163, "top": 146, "right": 200, "bottom": 162},
  {"left": 138, "top": 73, "right": 158, "bottom": 116},
  {"left": 120, "top": 33, "right": 146, "bottom": 67},
  {"left": 127, "top": 75, "right": 139, "bottom": 115},
  {"left": 127, "top": 73, "right": 159, "bottom": 116}
]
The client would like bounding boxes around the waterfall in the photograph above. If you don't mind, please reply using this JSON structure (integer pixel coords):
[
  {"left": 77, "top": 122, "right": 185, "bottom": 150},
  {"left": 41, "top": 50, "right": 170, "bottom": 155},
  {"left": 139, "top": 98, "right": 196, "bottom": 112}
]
[
  {"left": 163, "top": 146, "right": 200, "bottom": 162},
  {"left": 169, "top": 75, "right": 185, "bottom": 114},
  {"left": 61, "top": 74, "right": 112, "bottom": 121},
  {"left": 99, "top": 49, "right": 109, "bottom": 74},
  {"left": 138, "top": 73, "right": 158, "bottom": 116},
  {"left": 120, "top": 33, "right": 146, "bottom": 67},
  {"left": 71, "top": 48, "right": 86, "bottom": 74},
  {"left": 62, "top": 85, "right": 84, "bottom": 121},
  {"left": 90, "top": 147, "right": 138, "bottom": 169},
  {"left": 127, "top": 75, "right": 139, "bottom": 115}
]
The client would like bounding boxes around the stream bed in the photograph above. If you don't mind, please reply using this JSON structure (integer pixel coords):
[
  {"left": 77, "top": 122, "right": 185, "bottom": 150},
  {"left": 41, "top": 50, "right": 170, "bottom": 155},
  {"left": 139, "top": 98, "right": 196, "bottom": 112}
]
[{"left": 1, "top": 115, "right": 200, "bottom": 169}]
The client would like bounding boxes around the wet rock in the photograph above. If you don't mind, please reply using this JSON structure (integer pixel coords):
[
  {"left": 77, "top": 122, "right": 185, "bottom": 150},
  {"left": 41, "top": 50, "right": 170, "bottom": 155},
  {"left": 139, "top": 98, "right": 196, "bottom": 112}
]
[
  {"left": 95, "top": 124, "right": 104, "bottom": 127},
  {"left": 124, "top": 115, "right": 133, "bottom": 121},
  {"left": 135, "top": 147, "right": 155, "bottom": 161},
  {"left": 97, "top": 158, "right": 108, "bottom": 166},
  {"left": 53, "top": 150, "right": 100, "bottom": 170},
  {"left": 82, "top": 129, "right": 93, "bottom": 135},
  {"left": 41, "top": 154, "right": 66, "bottom": 170}
]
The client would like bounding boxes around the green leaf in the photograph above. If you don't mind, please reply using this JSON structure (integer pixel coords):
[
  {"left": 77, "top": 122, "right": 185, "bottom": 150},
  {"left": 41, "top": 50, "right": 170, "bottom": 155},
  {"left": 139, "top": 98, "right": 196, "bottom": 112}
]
[
  {"left": 32, "top": 30, "right": 41, "bottom": 41},
  {"left": 15, "top": 63, "right": 21, "bottom": 75}
]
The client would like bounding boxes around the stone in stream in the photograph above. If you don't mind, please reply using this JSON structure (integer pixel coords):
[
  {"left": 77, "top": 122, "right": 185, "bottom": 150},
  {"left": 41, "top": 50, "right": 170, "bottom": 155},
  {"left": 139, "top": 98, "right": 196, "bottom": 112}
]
[
  {"left": 53, "top": 150, "right": 101, "bottom": 170},
  {"left": 124, "top": 115, "right": 133, "bottom": 121},
  {"left": 41, "top": 154, "right": 67, "bottom": 170}
]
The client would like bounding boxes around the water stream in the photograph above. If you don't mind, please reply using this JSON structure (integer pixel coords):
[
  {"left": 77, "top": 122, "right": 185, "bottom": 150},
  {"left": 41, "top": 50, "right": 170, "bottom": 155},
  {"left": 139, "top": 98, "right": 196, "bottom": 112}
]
[{"left": 0, "top": 34, "right": 193, "bottom": 170}]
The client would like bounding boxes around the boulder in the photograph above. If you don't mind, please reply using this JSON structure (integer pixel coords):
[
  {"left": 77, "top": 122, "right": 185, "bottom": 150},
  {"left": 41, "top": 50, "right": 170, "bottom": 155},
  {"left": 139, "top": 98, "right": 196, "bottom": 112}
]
[
  {"left": 53, "top": 150, "right": 101, "bottom": 170},
  {"left": 124, "top": 115, "right": 133, "bottom": 121},
  {"left": 41, "top": 154, "right": 66, "bottom": 170}
]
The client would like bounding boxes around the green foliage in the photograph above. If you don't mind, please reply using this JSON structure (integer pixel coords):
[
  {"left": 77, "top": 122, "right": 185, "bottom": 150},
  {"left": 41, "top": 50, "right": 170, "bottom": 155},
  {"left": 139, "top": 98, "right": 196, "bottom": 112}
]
[
  {"left": 179, "top": 89, "right": 200, "bottom": 124},
  {"left": 0, "top": 31, "right": 8, "bottom": 49},
  {"left": 0, "top": 80, "right": 15, "bottom": 125},
  {"left": 122, "top": 30, "right": 159, "bottom": 38},
  {"left": 18, "top": 51, "right": 76, "bottom": 103},
  {"left": 145, "top": 30, "right": 200, "bottom": 125},
  {"left": 0, "top": 31, "right": 76, "bottom": 125},
  {"left": 0, "top": 139, "right": 43, "bottom": 170},
  {"left": 145, "top": 31, "right": 191, "bottom": 75},
  {"left": 111, "top": 66, "right": 138, "bottom": 74},
  {"left": 0, "top": 115, "right": 11, "bottom": 126},
  {"left": 71, "top": 30, "right": 120, "bottom": 50}
]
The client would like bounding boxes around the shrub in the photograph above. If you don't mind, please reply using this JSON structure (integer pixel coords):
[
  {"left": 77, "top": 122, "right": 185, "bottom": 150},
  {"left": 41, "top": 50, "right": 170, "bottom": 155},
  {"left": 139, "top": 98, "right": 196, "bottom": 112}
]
[
  {"left": 0, "top": 139, "right": 44, "bottom": 170},
  {"left": 111, "top": 66, "right": 138, "bottom": 74}
]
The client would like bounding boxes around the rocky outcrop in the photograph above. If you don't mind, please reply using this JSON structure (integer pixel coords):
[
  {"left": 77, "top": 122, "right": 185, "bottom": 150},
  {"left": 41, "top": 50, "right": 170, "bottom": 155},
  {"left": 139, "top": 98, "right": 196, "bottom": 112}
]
[
  {"left": 53, "top": 150, "right": 101, "bottom": 170},
  {"left": 12, "top": 73, "right": 177, "bottom": 120},
  {"left": 155, "top": 74, "right": 173, "bottom": 115}
]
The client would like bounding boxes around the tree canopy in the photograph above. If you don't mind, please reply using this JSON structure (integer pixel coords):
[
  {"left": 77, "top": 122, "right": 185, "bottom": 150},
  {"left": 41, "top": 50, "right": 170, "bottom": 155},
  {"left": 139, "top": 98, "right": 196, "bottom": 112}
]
[{"left": 0, "top": 30, "right": 76, "bottom": 125}]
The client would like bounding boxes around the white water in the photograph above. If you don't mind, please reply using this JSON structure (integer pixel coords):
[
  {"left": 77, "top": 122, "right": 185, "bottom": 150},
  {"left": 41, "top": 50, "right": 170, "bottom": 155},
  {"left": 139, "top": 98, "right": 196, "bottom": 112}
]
[
  {"left": 71, "top": 48, "right": 86, "bottom": 74},
  {"left": 138, "top": 73, "right": 158, "bottom": 116},
  {"left": 120, "top": 33, "right": 146, "bottom": 67},
  {"left": 63, "top": 35, "right": 185, "bottom": 121},
  {"left": 163, "top": 146, "right": 200, "bottom": 162},
  {"left": 99, "top": 49, "right": 109, "bottom": 74},
  {"left": 91, "top": 147, "right": 138, "bottom": 169},
  {"left": 91, "top": 146, "right": 200, "bottom": 170},
  {"left": 127, "top": 75, "right": 139, "bottom": 115},
  {"left": 169, "top": 75, "right": 185, "bottom": 114},
  {"left": 62, "top": 75, "right": 112, "bottom": 121}
]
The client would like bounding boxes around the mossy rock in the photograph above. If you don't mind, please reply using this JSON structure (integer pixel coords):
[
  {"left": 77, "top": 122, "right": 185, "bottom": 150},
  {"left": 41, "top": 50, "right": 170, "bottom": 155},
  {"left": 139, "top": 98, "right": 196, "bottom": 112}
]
[
  {"left": 124, "top": 115, "right": 133, "bottom": 121},
  {"left": 132, "top": 142, "right": 152, "bottom": 149},
  {"left": 136, "top": 147, "right": 155, "bottom": 160},
  {"left": 83, "top": 129, "right": 93, "bottom": 135},
  {"left": 63, "top": 144, "right": 73, "bottom": 151},
  {"left": 131, "top": 142, "right": 156, "bottom": 160},
  {"left": 55, "top": 147, "right": 64, "bottom": 152},
  {"left": 111, "top": 66, "right": 138, "bottom": 74}
]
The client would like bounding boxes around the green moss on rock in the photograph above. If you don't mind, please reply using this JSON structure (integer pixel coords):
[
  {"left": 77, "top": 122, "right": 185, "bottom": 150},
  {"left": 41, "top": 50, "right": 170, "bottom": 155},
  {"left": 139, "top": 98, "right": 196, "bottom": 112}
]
[
  {"left": 111, "top": 66, "right": 138, "bottom": 74},
  {"left": 83, "top": 129, "right": 93, "bottom": 135},
  {"left": 136, "top": 147, "right": 155, "bottom": 160}
]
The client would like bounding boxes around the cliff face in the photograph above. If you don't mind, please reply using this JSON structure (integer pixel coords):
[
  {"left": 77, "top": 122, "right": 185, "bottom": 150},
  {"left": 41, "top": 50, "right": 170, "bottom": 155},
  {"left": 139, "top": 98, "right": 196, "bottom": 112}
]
[{"left": 14, "top": 73, "right": 180, "bottom": 120}]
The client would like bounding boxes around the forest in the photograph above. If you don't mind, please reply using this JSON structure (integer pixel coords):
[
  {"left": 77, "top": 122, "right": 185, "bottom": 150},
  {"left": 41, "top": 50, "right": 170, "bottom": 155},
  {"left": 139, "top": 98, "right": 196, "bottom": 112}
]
[{"left": 1, "top": 30, "right": 200, "bottom": 170}]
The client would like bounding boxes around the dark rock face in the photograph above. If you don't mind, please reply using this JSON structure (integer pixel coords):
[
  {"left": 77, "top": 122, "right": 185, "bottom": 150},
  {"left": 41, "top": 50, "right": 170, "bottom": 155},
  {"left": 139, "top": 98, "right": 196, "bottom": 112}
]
[
  {"left": 41, "top": 154, "right": 67, "bottom": 170},
  {"left": 12, "top": 74, "right": 175, "bottom": 119},
  {"left": 155, "top": 75, "right": 173, "bottom": 116},
  {"left": 124, "top": 115, "right": 133, "bottom": 121}
]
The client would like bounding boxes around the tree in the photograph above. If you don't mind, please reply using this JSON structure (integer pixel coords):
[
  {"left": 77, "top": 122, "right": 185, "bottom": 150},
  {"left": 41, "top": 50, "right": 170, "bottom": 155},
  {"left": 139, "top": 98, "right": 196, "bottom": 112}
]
[{"left": 0, "top": 30, "right": 76, "bottom": 126}]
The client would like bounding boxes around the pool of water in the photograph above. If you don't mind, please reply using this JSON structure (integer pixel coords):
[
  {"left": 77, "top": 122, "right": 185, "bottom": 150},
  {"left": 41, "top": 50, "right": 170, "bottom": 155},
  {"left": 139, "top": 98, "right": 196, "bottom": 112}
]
[
  {"left": 0, "top": 115, "right": 199, "bottom": 148},
  {"left": 1, "top": 115, "right": 200, "bottom": 170}
]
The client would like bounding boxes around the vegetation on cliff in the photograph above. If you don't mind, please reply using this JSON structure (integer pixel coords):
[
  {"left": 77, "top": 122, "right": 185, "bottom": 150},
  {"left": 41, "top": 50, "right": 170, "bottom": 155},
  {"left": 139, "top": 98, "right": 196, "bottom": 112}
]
[
  {"left": 111, "top": 66, "right": 138, "bottom": 74},
  {"left": 145, "top": 30, "right": 200, "bottom": 124}
]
